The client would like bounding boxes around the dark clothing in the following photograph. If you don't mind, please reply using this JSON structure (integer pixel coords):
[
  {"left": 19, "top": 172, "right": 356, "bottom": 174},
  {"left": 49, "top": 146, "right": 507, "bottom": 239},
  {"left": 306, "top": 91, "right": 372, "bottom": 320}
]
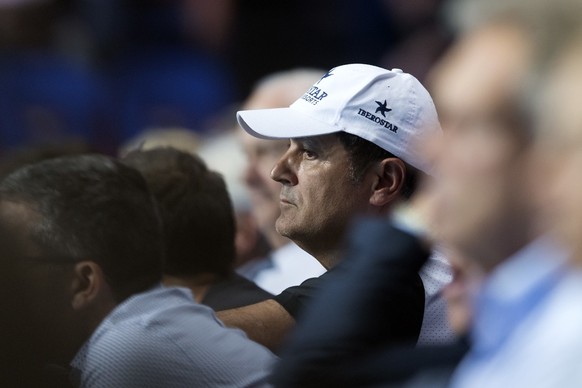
[
  {"left": 1, "top": 364, "right": 74, "bottom": 388},
  {"left": 273, "top": 272, "right": 333, "bottom": 320},
  {"left": 349, "top": 339, "right": 469, "bottom": 387},
  {"left": 202, "top": 273, "right": 273, "bottom": 311},
  {"left": 272, "top": 219, "right": 429, "bottom": 387},
  {"left": 394, "top": 339, "right": 469, "bottom": 387}
]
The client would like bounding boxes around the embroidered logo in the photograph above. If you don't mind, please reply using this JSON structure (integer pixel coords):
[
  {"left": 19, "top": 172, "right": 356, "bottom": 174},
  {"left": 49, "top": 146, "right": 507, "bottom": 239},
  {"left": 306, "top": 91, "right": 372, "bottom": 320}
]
[
  {"left": 316, "top": 69, "right": 334, "bottom": 84},
  {"left": 300, "top": 86, "right": 329, "bottom": 105},
  {"left": 357, "top": 99, "right": 398, "bottom": 133},
  {"left": 374, "top": 100, "right": 391, "bottom": 117}
]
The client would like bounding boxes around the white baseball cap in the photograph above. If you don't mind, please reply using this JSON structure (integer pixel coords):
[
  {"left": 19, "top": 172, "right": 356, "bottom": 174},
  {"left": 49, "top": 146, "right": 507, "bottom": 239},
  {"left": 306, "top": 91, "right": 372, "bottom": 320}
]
[{"left": 237, "top": 64, "right": 441, "bottom": 175}]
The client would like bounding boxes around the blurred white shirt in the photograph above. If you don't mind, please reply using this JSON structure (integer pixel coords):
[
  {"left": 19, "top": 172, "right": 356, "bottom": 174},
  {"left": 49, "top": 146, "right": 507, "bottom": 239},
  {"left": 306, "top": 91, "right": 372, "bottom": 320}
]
[{"left": 237, "top": 242, "right": 326, "bottom": 294}]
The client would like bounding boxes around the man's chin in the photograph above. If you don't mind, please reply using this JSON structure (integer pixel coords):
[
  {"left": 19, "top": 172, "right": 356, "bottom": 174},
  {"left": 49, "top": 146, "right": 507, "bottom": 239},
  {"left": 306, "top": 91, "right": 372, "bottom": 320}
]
[{"left": 275, "top": 219, "right": 295, "bottom": 240}]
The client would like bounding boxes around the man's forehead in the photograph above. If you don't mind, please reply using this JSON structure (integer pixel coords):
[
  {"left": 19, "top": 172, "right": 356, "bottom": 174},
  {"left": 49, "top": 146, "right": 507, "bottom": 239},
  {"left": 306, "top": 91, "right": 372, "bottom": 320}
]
[{"left": 292, "top": 134, "right": 339, "bottom": 147}]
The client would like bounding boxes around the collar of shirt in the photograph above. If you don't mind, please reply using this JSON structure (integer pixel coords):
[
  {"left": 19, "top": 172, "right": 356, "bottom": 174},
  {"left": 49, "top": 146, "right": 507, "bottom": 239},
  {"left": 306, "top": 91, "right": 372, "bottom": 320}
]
[{"left": 470, "top": 236, "right": 568, "bottom": 359}]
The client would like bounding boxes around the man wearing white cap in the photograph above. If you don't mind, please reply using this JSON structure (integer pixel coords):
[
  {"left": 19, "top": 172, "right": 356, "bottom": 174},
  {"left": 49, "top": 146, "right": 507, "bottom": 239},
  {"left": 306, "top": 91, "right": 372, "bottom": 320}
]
[{"left": 217, "top": 64, "right": 454, "bottom": 350}]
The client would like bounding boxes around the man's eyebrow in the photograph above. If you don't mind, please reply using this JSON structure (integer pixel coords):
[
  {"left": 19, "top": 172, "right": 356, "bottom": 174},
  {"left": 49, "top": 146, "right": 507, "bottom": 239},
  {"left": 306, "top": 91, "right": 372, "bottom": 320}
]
[{"left": 295, "top": 137, "right": 325, "bottom": 149}]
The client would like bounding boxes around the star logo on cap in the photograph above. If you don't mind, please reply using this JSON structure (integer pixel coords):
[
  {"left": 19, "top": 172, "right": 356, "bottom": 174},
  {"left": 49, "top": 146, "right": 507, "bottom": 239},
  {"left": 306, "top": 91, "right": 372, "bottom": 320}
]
[
  {"left": 375, "top": 100, "right": 391, "bottom": 117},
  {"left": 316, "top": 69, "right": 334, "bottom": 84}
]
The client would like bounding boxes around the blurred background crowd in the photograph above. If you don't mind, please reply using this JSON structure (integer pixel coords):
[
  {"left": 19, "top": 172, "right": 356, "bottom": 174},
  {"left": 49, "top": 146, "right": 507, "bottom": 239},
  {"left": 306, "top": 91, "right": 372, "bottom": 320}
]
[{"left": 0, "top": 0, "right": 452, "bottom": 154}]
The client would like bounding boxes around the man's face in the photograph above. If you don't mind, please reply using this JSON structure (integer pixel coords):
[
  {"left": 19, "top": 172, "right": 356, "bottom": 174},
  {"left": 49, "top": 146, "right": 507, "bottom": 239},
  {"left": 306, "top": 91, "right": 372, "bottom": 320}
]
[
  {"left": 428, "top": 24, "right": 533, "bottom": 271},
  {"left": 270, "top": 134, "right": 373, "bottom": 260},
  {"left": 240, "top": 132, "right": 289, "bottom": 235},
  {"left": 534, "top": 45, "right": 582, "bottom": 262}
]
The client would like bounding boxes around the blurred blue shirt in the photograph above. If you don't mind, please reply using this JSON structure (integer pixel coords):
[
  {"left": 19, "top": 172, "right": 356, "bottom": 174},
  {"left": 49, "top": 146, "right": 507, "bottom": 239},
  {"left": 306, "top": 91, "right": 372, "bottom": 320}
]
[{"left": 451, "top": 237, "right": 582, "bottom": 387}]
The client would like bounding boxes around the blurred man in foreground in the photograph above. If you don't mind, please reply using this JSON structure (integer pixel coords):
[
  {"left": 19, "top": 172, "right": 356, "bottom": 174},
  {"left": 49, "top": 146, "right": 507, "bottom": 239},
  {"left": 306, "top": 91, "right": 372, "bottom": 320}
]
[{"left": 424, "top": 0, "right": 582, "bottom": 386}]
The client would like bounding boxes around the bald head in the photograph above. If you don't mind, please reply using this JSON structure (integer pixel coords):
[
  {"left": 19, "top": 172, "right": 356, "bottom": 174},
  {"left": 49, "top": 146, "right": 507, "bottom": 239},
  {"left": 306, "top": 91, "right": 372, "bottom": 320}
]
[{"left": 243, "top": 69, "right": 326, "bottom": 110}]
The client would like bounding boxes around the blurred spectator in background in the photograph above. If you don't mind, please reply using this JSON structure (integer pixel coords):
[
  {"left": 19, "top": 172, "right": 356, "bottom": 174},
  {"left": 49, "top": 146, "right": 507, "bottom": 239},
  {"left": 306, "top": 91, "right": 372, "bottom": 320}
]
[
  {"left": 89, "top": 0, "right": 235, "bottom": 144},
  {"left": 0, "top": 0, "right": 454, "bottom": 154},
  {"left": 378, "top": 0, "right": 452, "bottom": 83},
  {"left": 461, "top": 4, "right": 582, "bottom": 386},
  {"left": 230, "top": 0, "right": 452, "bottom": 96},
  {"left": 123, "top": 147, "right": 273, "bottom": 311},
  {"left": 197, "top": 130, "right": 271, "bottom": 270},
  {"left": 80, "top": 0, "right": 234, "bottom": 60},
  {"left": 426, "top": 3, "right": 540, "bottom": 386},
  {"left": 108, "top": 50, "right": 234, "bottom": 144},
  {"left": 236, "top": 69, "right": 327, "bottom": 294},
  {"left": 0, "top": 0, "right": 113, "bottom": 152},
  {"left": 119, "top": 127, "right": 271, "bottom": 272},
  {"left": 0, "top": 140, "right": 93, "bottom": 180},
  {"left": 534, "top": 21, "right": 582, "bottom": 272},
  {"left": 229, "top": 1, "right": 348, "bottom": 96},
  {"left": 118, "top": 126, "right": 201, "bottom": 157}
]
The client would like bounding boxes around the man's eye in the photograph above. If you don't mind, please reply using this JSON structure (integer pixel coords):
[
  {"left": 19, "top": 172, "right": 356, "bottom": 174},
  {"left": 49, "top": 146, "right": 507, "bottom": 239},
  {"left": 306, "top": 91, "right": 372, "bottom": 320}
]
[{"left": 303, "top": 149, "right": 316, "bottom": 159}]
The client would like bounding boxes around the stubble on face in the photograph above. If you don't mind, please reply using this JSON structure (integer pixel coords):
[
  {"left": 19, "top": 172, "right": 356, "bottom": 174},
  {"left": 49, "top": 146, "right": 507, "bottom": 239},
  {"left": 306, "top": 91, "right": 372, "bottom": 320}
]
[{"left": 274, "top": 135, "right": 372, "bottom": 266}]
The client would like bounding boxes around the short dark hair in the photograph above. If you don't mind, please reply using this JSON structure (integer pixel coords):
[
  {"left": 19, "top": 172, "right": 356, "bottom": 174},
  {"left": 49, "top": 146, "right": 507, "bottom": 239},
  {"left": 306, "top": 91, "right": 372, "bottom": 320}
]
[
  {"left": 334, "top": 132, "right": 419, "bottom": 199},
  {"left": 0, "top": 154, "right": 163, "bottom": 302},
  {"left": 123, "top": 148, "right": 236, "bottom": 277}
]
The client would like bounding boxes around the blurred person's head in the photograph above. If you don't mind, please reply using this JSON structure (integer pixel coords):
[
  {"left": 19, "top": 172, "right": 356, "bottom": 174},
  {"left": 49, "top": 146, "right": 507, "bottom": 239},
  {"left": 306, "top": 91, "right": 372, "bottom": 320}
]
[
  {"left": 197, "top": 131, "right": 270, "bottom": 268},
  {"left": 238, "top": 64, "right": 440, "bottom": 268},
  {"left": 118, "top": 127, "right": 200, "bottom": 157},
  {"left": 0, "top": 0, "right": 62, "bottom": 49},
  {"left": 428, "top": 17, "right": 536, "bottom": 273},
  {"left": 239, "top": 68, "right": 325, "bottom": 250},
  {"left": 428, "top": 0, "right": 582, "bottom": 273},
  {"left": 123, "top": 148, "right": 237, "bottom": 286},
  {"left": 0, "top": 154, "right": 163, "bottom": 369},
  {"left": 0, "top": 141, "right": 93, "bottom": 180},
  {"left": 418, "top": 1, "right": 582, "bottom": 347},
  {"left": 534, "top": 27, "right": 582, "bottom": 265}
]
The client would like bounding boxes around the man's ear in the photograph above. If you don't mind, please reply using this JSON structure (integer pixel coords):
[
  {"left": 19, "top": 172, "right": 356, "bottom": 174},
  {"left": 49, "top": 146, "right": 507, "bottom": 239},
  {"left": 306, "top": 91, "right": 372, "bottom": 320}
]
[
  {"left": 70, "top": 261, "right": 108, "bottom": 311},
  {"left": 369, "top": 158, "right": 406, "bottom": 207}
]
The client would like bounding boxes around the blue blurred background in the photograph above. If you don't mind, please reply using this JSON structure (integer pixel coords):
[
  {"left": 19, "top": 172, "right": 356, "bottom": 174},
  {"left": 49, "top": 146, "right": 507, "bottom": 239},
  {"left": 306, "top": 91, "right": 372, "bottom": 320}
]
[{"left": 0, "top": 0, "right": 451, "bottom": 154}]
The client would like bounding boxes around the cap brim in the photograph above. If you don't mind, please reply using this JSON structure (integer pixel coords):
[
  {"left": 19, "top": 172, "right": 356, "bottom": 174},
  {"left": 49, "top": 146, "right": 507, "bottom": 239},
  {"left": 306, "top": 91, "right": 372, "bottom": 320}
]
[{"left": 237, "top": 108, "right": 341, "bottom": 140}]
